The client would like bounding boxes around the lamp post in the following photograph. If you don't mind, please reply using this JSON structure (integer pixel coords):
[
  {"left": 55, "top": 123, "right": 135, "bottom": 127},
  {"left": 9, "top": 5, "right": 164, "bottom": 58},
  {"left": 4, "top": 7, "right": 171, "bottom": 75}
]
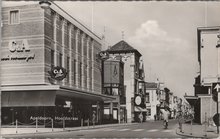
[
  {"left": 39, "top": 0, "right": 51, "bottom": 9},
  {"left": 216, "top": 33, "right": 220, "bottom": 134}
]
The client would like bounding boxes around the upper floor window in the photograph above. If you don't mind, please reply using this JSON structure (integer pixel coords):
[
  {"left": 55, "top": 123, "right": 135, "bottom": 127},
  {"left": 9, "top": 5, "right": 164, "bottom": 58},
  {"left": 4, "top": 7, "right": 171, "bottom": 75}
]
[
  {"left": 51, "top": 49, "right": 54, "bottom": 67},
  {"left": 59, "top": 53, "right": 63, "bottom": 67},
  {"left": 67, "top": 56, "right": 70, "bottom": 82},
  {"left": 9, "top": 10, "right": 19, "bottom": 24}
]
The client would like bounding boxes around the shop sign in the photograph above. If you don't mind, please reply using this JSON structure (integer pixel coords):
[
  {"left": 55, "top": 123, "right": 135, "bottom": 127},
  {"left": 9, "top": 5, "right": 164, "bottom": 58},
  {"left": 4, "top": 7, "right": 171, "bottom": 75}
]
[
  {"left": 30, "top": 116, "right": 78, "bottom": 121},
  {"left": 48, "top": 66, "right": 67, "bottom": 81},
  {"left": 1, "top": 40, "right": 35, "bottom": 62},
  {"left": 98, "top": 51, "right": 109, "bottom": 60}
]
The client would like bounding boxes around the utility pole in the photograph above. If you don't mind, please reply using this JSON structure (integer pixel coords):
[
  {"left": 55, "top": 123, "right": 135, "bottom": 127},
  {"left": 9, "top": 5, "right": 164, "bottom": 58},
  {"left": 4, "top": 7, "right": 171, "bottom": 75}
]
[{"left": 217, "top": 33, "right": 220, "bottom": 134}]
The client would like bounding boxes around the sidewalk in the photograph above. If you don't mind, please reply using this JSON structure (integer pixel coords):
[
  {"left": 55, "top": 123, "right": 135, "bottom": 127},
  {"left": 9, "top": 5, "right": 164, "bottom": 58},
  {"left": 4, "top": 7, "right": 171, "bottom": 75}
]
[
  {"left": 176, "top": 123, "right": 219, "bottom": 138},
  {"left": 1, "top": 122, "right": 137, "bottom": 135}
]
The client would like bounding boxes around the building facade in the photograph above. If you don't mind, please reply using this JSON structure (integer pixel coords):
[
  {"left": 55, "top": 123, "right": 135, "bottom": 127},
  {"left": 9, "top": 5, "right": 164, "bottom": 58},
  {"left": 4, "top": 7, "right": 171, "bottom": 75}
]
[
  {"left": 102, "top": 59, "right": 126, "bottom": 123},
  {"left": 188, "top": 26, "right": 220, "bottom": 123},
  {"left": 1, "top": 3, "right": 114, "bottom": 127},
  {"left": 103, "top": 40, "right": 145, "bottom": 123},
  {"left": 145, "top": 82, "right": 160, "bottom": 120}
]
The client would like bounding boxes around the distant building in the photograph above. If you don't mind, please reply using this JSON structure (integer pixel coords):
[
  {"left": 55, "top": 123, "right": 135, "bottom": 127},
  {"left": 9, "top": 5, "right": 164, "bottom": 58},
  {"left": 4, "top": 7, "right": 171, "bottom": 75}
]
[
  {"left": 1, "top": 3, "right": 114, "bottom": 126},
  {"left": 145, "top": 82, "right": 160, "bottom": 120}
]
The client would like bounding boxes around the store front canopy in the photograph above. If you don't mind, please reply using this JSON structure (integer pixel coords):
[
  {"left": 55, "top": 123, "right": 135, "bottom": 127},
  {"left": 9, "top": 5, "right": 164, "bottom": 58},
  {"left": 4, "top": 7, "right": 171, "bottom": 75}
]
[
  {"left": 59, "top": 86, "right": 116, "bottom": 102},
  {"left": 1, "top": 85, "right": 115, "bottom": 107},
  {"left": 2, "top": 91, "right": 56, "bottom": 107},
  {"left": 184, "top": 96, "right": 199, "bottom": 106}
]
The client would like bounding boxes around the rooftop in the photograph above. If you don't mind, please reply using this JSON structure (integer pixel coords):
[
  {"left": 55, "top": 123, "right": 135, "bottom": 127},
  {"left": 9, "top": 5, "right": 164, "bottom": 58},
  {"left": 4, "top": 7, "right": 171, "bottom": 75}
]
[{"left": 107, "top": 40, "right": 141, "bottom": 56}]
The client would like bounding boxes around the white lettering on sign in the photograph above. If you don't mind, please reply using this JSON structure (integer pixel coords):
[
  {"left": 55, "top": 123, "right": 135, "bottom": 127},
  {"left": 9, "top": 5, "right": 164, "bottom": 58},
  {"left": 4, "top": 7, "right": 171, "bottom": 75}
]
[
  {"left": 1, "top": 39, "right": 35, "bottom": 62},
  {"left": 9, "top": 40, "right": 30, "bottom": 53},
  {"left": 30, "top": 116, "right": 52, "bottom": 120},
  {"left": 55, "top": 117, "right": 78, "bottom": 121},
  {"left": 30, "top": 116, "right": 79, "bottom": 121}
]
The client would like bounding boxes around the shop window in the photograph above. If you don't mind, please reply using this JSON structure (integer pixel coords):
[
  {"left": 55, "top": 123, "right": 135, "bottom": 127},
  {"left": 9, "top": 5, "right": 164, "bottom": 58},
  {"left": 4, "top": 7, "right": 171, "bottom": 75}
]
[
  {"left": 104, "top": 108, "right": 110, "bottom": 119},
  {"left": 112, "top": 88, "right": 119, "bottom": 96},
  {"left": 113, "top": 109, "right": 118, "bottom": 120},
  {"left": 9, "top": 10, "right": 19, "bottom": 24}
]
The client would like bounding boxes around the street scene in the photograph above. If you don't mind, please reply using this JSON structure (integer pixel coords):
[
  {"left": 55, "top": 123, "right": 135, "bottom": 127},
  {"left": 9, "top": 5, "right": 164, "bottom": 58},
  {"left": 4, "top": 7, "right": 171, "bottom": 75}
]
[{"left": 1, "top": 0, "right": 220, "bottom": 138}]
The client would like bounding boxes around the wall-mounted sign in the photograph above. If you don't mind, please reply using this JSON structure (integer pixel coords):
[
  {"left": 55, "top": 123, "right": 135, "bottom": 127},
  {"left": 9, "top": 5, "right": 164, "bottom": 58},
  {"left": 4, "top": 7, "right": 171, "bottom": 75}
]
[
  {"left": 48, "top": 66, "right": 67, "bottom": 81},
  {"left": 30, "top": 116, "right": 78, "bottom": 121},
  {"left": 1, "top": 40, "right": 35, "bottom": 62}
]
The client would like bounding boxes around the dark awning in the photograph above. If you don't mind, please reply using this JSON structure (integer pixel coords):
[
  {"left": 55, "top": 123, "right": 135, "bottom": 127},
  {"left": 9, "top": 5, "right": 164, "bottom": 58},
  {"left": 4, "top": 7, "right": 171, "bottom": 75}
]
[
  {"left": 59, "top": 86, "right": 116, "bottom": 102},
  {"left": 184, "top": 96, "right": 199, "bottom": 106},
  {"left": 2, "top": 91, "right": 56, "bottom": 107}
]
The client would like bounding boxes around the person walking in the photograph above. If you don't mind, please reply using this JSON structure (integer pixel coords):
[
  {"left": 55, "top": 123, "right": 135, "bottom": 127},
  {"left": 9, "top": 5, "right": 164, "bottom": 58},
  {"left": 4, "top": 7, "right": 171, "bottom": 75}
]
[
  {"left": 92, "top": 111, "right": 96, "bottom": 126},
  {"left": 162, "top": 108, "right": 170, "bottom": 129},
  {"left": 177, "top": 111, "right": 184, "bottom": 133},
  {"left": 139, "top": 112, "right": 143, "bottom": 123}
]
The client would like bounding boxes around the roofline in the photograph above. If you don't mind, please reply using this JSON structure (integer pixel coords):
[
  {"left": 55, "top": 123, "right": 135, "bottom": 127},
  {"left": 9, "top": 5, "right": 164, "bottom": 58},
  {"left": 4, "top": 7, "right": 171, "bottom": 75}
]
[
  {"left": 50, "top": 2, "right": 102, "bottom": 43},
  {"left": 107, "top": 49, "right": 142, "bottom": 57}
]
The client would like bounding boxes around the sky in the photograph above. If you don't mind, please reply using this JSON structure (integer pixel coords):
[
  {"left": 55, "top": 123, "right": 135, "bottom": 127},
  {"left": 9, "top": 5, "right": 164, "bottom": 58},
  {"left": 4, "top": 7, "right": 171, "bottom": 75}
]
[{"left": 2, "top": 1, "right": 220, "bottom": 98}]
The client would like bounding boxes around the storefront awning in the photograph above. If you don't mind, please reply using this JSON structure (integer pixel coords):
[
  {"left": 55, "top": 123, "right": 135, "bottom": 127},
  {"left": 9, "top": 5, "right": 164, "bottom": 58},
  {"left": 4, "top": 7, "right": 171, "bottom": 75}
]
[
  {"left": 1, "top": 85, "right": 115, "bottom": 107},
  {"left": 184, "top": 96, "right": 199, "bottom": 106},
  {"left": 59, "top": 86, "right": 116, "bottom": 101},
  {"left": 2, "top": 91, "right": 56, "bottom": 107}
]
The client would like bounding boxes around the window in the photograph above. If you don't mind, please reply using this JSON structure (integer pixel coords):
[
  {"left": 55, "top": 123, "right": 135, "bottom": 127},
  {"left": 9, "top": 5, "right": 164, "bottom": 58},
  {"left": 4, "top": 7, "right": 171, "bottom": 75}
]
[
  {"left": 79, "top": 62, "right": 82, "bottom": 87},
  {"left": 146, "top": 92, "right": 150, "bottom": 103},
  {"left": 59, "top": 53, "right": 63, "bottom": 67},
  {"left": 73, "top": 59, "right": 76, "bottom": 84},
  {"left": 51, "top": 50, "right": 54, "bottom": 67},
  {"left": 67, "top": 57, "right": 70, "bottom": 82},
  {"left": 9, "top": 10, "right": 19, "bottom": 24},
  {"left": 112, "top": 88, "right": 119, "bottom": 96}
]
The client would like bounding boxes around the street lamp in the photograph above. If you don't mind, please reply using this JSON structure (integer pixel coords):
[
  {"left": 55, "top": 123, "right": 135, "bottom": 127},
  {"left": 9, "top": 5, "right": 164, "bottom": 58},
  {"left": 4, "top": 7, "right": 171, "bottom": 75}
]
[
  {"left": 39, "top": 0, "right": 51, "bottom": 9},
  {"left": 216, "top": 33, "right": 220, "bottom": 134}
]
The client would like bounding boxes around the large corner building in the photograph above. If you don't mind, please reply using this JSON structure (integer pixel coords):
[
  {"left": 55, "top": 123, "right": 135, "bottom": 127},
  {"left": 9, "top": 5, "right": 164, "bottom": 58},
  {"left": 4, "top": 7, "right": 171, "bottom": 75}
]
[{"left": 1, "top": 3, "right": 114, "bottom": 127}]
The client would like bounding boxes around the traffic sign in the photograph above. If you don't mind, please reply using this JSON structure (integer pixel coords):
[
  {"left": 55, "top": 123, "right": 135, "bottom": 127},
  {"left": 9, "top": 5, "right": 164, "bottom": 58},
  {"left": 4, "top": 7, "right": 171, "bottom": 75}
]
[
  {"left": 213, "top": 113, "right": 220, "bottom": 126},
  {"left": 212, "top": 83, "right": 220, "bottom": 102}
]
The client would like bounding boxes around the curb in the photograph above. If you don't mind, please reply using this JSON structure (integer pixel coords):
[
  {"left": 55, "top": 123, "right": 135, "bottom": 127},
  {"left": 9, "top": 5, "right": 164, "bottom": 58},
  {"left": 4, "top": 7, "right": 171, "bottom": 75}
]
[
  {"left": 2, "top": 123, "right": 138, "bottom": 136},
  {"left": 175, "top": 128, "right": 209, "bottom": 138}
]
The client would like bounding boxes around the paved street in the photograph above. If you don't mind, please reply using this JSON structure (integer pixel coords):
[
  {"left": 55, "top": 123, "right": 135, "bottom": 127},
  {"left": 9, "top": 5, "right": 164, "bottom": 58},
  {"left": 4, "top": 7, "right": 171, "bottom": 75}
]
[{"left": 2, "top": 120, "right": 182, "bottom": 138}]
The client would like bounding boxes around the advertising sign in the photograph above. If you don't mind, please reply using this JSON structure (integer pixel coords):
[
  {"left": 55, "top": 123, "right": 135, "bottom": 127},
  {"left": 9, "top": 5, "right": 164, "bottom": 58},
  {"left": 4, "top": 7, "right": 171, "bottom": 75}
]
[{"left": 49, "top": 66, "right": 68, "bottom": 81}]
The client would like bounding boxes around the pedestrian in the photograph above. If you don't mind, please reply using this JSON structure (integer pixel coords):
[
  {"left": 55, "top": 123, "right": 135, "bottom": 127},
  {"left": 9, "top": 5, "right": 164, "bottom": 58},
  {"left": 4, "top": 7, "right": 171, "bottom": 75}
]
[
  {"left": 177, "top": 111, "right": 184, "bottom": 133},
  {"left": 154, "top": 114, "right": 157, "bottom": 121},
  {"left": 92, "top": 111, "right": 96, "bottom": 126},
  {"left": 139, "top": 112, "right": 143, "bottom": 123},
  {"left": 162, "top": 108, "right": 170, "bottom": 129}
]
